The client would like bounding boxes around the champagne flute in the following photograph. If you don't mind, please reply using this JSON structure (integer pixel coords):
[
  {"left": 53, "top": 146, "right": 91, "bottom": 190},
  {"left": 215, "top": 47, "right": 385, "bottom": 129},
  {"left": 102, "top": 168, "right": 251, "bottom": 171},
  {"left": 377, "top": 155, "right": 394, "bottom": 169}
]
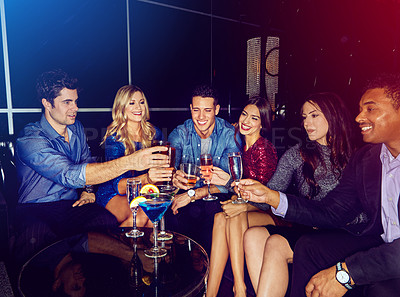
[
  {"left": 126, "top": 178, "right": 144, "bottom": 238},
  {"left": 200, "top": 154, "right": 218, "bottom": 201},
  {"left": 139, "top": 193, "right": 173, "bottom": 258},
  {"left": 157, "top": 189, "right": 175, "bottom": 241},
  {"left": 228, "top": 152, "right": 247, "bottom": 204}
]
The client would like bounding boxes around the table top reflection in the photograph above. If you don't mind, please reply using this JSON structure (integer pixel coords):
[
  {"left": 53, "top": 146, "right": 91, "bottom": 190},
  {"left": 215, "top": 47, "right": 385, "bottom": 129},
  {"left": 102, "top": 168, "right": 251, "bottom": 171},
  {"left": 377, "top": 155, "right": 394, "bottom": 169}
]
[{"left": 18, "top": 228, "right": 209, "bottom": 297}]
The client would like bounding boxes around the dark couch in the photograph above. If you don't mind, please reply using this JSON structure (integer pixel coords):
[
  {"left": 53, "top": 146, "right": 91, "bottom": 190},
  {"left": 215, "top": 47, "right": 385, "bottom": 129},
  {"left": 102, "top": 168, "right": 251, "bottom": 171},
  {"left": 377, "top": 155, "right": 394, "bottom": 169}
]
[{"left": 0, "top": 138, "right": 18, "bottom": 260}]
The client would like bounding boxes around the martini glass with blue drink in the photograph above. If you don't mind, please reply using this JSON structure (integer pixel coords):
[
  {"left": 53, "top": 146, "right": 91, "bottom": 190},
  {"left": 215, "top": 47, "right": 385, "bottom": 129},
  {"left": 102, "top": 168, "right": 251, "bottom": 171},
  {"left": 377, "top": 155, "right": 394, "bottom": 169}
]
[{"left": 139, "top": 193, "right": 173, "bottom": 258}]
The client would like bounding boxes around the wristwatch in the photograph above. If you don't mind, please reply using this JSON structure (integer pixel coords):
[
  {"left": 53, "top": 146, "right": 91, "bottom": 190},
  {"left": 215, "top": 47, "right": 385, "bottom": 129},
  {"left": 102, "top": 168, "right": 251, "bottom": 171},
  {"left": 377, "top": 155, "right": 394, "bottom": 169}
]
[
  {"left": 336, "top": 262, "right": 353, "bottom": 290},
  {"left": 188, "top": 189, "right": 196, "bottom": 203}
]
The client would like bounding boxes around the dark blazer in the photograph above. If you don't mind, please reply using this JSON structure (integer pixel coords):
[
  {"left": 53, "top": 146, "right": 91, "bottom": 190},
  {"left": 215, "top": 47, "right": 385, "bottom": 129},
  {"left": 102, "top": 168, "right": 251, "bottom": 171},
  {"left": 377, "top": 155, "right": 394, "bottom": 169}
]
[{"left": 285, "top": 143, "right": 400, "bottom": 285}]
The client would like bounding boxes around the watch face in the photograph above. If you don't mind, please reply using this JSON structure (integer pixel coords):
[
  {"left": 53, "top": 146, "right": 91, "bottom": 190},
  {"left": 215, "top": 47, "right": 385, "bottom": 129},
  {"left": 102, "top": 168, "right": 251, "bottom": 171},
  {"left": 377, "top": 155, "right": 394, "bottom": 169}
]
[
  {"left": 188, "top": 189, "right": 195, "bottom": 197},
  {"left": 336, "top": 270, "right": 350, "bottom": 284}
]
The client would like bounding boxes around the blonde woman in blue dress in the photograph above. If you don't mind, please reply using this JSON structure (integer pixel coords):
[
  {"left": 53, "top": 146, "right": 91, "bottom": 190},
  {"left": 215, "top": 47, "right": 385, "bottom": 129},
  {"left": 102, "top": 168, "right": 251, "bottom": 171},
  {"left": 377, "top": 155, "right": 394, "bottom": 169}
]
[{"left": 96, "top": 85, "right": 173, "bottom": 227}]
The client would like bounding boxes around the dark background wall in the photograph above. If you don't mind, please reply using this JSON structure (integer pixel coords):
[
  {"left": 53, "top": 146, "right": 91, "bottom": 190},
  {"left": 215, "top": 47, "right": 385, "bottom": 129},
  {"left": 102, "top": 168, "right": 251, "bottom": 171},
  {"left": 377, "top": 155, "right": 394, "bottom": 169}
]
[{"left": 1, "top": 0, "right": 400, "bottom": 158}]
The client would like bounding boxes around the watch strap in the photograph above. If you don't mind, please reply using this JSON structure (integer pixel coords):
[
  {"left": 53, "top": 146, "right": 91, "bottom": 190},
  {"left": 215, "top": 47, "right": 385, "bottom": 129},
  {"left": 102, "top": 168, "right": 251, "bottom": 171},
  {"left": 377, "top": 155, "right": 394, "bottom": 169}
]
[{"left": 344, "top": 283, "right": 353, "bottom": 290}]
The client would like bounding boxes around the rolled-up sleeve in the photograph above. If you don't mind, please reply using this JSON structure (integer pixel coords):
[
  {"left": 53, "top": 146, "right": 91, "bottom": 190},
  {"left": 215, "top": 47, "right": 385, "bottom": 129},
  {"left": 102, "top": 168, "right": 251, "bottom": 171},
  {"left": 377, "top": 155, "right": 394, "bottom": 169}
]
[{"left": 17, "top": 136, "right": 86, "bottom": 189}]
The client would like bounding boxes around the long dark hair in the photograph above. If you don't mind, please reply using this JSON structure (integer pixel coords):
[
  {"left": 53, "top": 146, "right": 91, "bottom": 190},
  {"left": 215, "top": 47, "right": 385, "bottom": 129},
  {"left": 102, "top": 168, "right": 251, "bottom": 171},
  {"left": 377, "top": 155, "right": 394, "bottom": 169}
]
[
  {"left": 300, "top": 92, "right": 354, "bottom": 198},
  {"left": 234, "top": 96, "right": 273, "bottom": 147}
]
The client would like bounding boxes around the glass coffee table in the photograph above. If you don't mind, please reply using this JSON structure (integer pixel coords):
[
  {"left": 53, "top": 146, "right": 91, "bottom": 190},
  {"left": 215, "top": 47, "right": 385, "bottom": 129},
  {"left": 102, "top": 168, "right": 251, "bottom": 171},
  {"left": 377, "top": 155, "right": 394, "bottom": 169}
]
[{"left": 18, "top": 228, "right": 209, "bottom": 297}]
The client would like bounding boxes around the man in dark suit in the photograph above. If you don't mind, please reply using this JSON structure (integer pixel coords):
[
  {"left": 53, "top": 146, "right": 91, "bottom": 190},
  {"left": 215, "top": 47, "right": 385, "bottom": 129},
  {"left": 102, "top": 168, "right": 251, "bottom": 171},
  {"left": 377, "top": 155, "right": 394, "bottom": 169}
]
[{"left": 239, "top": 73, "right": 400, "bottom": 297}]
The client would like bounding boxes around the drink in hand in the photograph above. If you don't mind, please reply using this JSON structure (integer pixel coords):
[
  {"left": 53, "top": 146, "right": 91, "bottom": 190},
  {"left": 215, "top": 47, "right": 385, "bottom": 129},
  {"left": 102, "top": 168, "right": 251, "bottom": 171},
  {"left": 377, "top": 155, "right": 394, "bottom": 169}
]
[
  {"left": 180, "top": 163, "right": 198, "bottom": 188},
  {"left": 200, "top": 154, "right": 217, "bottom": 201},
  {"left": 151, "top": 140, "right": 170, "bottom": 156},
  {"left": 201, "top": 167, "right": 213, "bottom": 181},
  {"left": 200, "top": 155, "right": 213, "bottom": 180},
  {"left": 162, "top": 146, "right": 176, "bottom": 190},
  {"left": 229, "top": 155, "right": 242, "bottom": 182},
  {"left": 168, "top": 146, "right": 176, "bottom": 167},
  {"left": 228, "top": 152, "right": 246, "bottom": 204},
  {"left": 186, "top": 175, "right": 197, "bottom": 187},
  {"left": 151, "top": 141, "right": 175, "bottom": 191}
]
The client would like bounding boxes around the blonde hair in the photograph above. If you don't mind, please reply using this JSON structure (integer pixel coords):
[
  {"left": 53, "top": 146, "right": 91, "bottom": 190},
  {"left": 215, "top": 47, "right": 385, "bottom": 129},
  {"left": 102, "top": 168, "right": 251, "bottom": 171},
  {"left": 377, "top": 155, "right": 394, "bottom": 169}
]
[{"left": 102, "top": 85, "right": 155, "bottom": 155}]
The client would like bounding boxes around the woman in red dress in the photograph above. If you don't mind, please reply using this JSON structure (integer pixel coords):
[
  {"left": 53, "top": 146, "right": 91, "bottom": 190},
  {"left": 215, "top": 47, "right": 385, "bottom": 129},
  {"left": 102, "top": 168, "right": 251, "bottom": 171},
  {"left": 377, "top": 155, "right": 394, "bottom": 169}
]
[{"left": 206, "top": 96, "right": 278, "bottom": 297}]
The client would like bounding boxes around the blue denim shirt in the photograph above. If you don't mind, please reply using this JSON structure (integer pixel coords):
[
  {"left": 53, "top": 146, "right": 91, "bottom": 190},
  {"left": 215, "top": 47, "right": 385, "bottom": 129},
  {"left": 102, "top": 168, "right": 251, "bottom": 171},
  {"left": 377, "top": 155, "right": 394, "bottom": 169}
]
[
  {"left": 168, "top": 117, "right": 242, "bottom": 192},
  {"left": 16, "top": 114, "right": 93, "bottom": 203}
]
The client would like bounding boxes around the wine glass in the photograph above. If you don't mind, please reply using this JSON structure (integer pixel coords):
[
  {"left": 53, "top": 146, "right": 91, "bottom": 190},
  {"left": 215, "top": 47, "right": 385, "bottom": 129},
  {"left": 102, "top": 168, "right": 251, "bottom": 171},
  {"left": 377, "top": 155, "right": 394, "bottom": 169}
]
[
  {"left": 228, "top": 152, "right": 247, "bottom": 204},
  {"left": 200, "top": 154, "right": 218, "bottom": 201},
  {"left": 126, "top": 178, "right": 144, "bottom": 238},
  {"left": 139, "top": 193, "right": 173, "bottom": 258}
]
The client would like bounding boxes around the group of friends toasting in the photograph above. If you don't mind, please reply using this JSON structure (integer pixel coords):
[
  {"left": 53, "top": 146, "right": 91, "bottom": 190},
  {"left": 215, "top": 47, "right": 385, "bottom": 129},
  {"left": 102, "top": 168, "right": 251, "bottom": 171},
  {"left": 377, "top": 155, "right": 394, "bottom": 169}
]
[{"left": 14, "top": 69, "right": 400, "bottom": 297}]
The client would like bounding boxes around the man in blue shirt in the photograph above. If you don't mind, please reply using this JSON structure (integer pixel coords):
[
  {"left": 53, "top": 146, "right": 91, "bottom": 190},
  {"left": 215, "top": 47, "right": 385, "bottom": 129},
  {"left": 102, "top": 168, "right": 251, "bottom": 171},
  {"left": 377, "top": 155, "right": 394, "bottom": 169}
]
[
  {"left": 167, "top": 84, "right": 240, "bottom": 252},
  {"left": 241, "top": 73, "right": 400, "bottom": 297},
  {"left": 14, "top": 70, "right": 168, "bottom": 264},
  {"left": 169, "top": 84, "right": 240, "bottom": 210}
]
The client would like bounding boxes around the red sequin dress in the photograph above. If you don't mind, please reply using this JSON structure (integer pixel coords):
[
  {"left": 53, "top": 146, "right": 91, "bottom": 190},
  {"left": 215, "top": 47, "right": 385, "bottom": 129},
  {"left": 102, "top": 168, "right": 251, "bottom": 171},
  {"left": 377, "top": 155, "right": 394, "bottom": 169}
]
[
  {"left": 243, "top": 137, "right": 287, "bottom": 226},
  {"left": 242, "top": 137, "right": 277, "bottom": 184}
]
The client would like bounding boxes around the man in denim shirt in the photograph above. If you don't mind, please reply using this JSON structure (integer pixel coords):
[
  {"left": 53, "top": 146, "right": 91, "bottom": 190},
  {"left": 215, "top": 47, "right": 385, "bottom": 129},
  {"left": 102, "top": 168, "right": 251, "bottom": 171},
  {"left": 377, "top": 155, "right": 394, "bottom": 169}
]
[
  {"left": 167, "top": 85, "right": 240, "bottom": 251},
  {"left": 14, "top": 70, "right": 168, "bottom": 264}
]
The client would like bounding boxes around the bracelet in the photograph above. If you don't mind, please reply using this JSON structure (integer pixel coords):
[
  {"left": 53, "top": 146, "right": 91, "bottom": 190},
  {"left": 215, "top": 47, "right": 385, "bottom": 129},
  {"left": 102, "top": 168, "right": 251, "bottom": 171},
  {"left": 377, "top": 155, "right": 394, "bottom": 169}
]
[{"left": 85, "top": 185, "right": 94, "bottom": 193}]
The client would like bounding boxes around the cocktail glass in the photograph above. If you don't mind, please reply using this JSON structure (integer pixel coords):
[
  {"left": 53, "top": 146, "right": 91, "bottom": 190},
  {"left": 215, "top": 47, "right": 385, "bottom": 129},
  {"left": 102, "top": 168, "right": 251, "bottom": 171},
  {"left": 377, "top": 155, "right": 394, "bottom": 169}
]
[
  {"left": 228, "top": 152, "right": 247, "bottom": 204},
  {"left": 139, "top": 193, "right": 173, "bottom": 258},
  {"left": 200, "top": 154, "right": 218, "bottom": 201},
  {"left": 126, "top": 178, "right": 144, "bottom": 238}
]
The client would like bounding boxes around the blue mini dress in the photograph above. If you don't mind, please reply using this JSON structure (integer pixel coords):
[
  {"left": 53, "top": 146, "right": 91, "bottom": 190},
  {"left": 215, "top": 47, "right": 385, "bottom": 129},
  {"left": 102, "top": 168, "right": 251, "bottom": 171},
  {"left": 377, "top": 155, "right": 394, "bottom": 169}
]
[{"left": 96, "top": 127, "right": 162, "bottom": 207}]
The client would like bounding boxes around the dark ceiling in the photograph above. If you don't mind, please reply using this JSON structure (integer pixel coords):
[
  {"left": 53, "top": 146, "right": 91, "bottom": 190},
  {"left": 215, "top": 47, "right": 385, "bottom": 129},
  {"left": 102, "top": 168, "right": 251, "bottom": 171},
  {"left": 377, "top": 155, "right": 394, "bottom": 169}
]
[
  {"left": 2, "top": 0, "right": 400, "bottom": 153},
  {"left": 245, "top": 0, "right": 400, "bottom": 111}
]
